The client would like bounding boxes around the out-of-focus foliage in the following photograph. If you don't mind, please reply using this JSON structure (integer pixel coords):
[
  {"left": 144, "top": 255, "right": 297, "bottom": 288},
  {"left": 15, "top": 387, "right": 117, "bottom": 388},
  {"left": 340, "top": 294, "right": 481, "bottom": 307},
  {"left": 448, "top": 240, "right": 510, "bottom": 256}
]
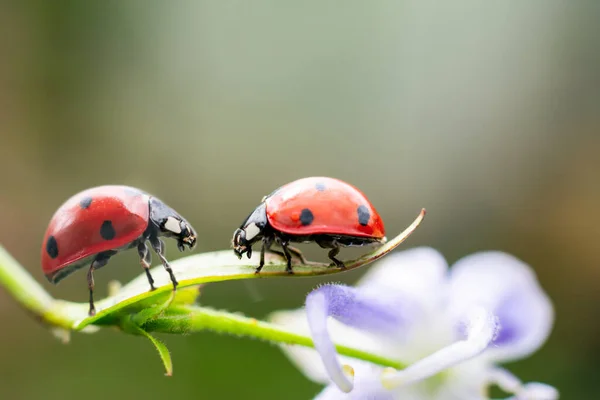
[{"left": 0, "top": 1, "right": 598, "bottom": 399}]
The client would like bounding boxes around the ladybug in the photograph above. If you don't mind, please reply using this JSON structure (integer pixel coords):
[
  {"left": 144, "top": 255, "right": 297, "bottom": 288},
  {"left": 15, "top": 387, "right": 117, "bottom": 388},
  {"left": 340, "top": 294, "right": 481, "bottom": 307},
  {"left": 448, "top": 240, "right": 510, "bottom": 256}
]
[
  {"left": 232, "top": 177, "right": 386, "bottom": 273},
  {"left": 41, "top": 185, "right": 197, "bottom": 315}
]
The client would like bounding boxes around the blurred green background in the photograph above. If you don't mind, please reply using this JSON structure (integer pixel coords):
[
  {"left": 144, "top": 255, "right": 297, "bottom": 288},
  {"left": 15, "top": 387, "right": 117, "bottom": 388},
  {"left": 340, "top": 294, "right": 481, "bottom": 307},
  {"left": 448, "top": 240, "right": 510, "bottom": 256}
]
[{"left": 1, "top": 1, "right": 599, "bottom": 399}]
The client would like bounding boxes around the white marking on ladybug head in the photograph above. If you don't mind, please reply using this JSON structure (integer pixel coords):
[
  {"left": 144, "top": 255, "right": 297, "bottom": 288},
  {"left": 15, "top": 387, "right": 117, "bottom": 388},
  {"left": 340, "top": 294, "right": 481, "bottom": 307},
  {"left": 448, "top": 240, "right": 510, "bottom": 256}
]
[
  {"left": 245, "top": 223, "right": 261, "bottom": 241},
  {"left": 164, "top": 216, "right": 182, "bottom": 234}
]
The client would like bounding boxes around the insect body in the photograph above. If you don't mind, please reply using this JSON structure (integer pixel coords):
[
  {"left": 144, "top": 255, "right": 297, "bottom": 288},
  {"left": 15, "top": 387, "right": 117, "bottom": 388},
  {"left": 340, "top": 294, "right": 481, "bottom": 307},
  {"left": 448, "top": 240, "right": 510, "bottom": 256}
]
[
  {"left": 232, "top": 177, "right": 386, "bottom": 273},
  {"left": 41, "top": 185, "right": 196, "bottom": 315}
]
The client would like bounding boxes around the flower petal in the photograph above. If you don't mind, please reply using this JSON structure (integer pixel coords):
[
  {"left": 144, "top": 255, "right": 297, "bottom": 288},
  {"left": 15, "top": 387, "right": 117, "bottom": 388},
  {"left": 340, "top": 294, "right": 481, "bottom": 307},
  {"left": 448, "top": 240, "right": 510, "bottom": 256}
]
[
  {"left": 381, "top": 306, "right": 498, "bottom": 389},
  {"left": 305, "top": 284, "right": 412, "bottom": 392},
  {"left": 509, "top": 383, "right": 559, "bottom": 400},
  {"left": 488, "top": 368, "right": 559, "bottom": 400},
  {"left": 448, "top": 252, "right": 554, "bottom": 362},
  {"left": 357, "top": 247, "right": 449, "bottom": 309},
  {"left": 270, "top": 308, "right": 330, "bottom": 384},
  {"left": 269, "top": 305, "right": 397, "bottom": 385},
  {"left": 270, "top": 248, "right": 466, "bottom": 392},
  {"left": 313, "top": 363, "right": 395, "bottom": 400},
  {"left": 307, "top": 289, "right": 354, "bottom": 392},
  {"left": 309, "top": 284, "right": 411, "bottom": 334},
  {"left": 356, "top": 247, "right": 460, "bottom": 363}
]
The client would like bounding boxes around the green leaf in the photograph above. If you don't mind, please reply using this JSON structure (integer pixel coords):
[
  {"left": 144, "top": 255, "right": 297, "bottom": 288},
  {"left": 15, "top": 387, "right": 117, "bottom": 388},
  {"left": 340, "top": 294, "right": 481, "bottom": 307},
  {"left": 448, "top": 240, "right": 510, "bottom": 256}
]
[
  {"left": 0, "top": 208, "right": 425, "bottom": 333},
  {"left": 0, "top": 209, "right": 425, "bottom": 373},
  {"left": 123, "top": 318, "right": 174, "bottom": 376},
  {"left": 75, "top": 208, "right": 426, "bottom": 330},
  {"left": 118, "top": 293, "right": 178, "bottom": 376}
]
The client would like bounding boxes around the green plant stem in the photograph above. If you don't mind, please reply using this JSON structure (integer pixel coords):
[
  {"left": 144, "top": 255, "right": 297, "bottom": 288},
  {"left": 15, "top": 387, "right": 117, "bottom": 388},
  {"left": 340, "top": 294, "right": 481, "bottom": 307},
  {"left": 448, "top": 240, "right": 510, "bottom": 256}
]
[
  {"left": 0, "top": 246, "right": 81, "bottom": 329},
  {"left": 0, "top": 244, "right": 408, "bottom": 370},
  {"left": 0, "top": 209, "right": 425, "bottom": 371},
  {"left": 147, "top": 306, "right": 407, "bottom": 370},
  {"left": 0, "top": 246, "right": 52, "bottom": 314}
]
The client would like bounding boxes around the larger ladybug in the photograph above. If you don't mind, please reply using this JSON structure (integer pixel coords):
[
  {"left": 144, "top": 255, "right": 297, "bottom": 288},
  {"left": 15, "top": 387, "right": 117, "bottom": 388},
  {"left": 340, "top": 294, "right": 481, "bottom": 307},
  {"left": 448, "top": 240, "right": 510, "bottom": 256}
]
[
  {"left": 232, "top": 177, "right": 386, "bottom": 273},
  {"left": 41, "top": 185, "right": 197, "bottom": 315}
]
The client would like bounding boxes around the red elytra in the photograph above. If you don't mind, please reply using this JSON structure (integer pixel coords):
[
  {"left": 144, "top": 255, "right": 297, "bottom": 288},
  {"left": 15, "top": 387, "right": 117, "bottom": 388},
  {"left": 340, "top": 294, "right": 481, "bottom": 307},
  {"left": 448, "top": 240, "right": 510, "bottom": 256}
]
[
  {"left": 41, "top": 185, "right": 197, "bottom": 315},
  {"left": 41, "top": 186, "right": 149, "bottom": 281},
  {"left": 232, "top": 177, "right": 386, "bottom": 273},
  {"left": 266, "top": 177, "right": 385, "bottom": 238}
]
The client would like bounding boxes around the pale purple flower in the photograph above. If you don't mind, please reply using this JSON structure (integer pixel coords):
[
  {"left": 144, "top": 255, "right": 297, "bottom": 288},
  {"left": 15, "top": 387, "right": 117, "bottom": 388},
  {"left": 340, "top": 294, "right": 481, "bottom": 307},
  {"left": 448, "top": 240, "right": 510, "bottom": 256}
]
[{"left": 270, "top": 247, "right": 557, "bottom": 400}]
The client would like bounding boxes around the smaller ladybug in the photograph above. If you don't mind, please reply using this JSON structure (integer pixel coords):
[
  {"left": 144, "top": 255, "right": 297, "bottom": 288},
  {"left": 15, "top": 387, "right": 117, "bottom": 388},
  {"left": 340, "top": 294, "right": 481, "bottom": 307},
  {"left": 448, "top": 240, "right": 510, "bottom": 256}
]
[
  {"left": 41, "top": 185, "right": 197, "bottom": 315},
  {"left": 232, "top": 177, "right": 386, "bottom": 273}
]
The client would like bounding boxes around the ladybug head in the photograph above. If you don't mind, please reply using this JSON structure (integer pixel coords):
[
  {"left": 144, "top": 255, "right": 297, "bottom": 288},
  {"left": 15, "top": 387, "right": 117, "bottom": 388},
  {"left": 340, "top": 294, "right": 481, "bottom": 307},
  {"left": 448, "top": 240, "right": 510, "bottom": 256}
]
[
  {"left": 232, "top": 228, "right": 250, "bottom": 259},
  {"left": 149, "top": 198, "right": 197, "bottom": 251},
  {"left": 232, "top": 203, "right": 267, "bottom": 259}
]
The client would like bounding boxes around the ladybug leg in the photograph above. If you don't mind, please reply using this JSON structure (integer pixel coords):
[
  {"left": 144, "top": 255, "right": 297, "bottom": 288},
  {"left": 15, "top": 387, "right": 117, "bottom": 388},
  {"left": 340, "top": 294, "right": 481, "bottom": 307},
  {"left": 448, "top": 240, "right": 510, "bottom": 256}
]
[
  {"left": 262, "top": 249, "right": 288, "bottom": 263},
  {"left": 316, "top": 239, "right": 345, "bottom": 269},
  {"left": 256, "top": 236, "right": 273, "bottom": 274},
  {"left": 279, "top": 240, "right": 295, "bottom": 274},
  {"left": 86, "top": 265, "right": 96, "bottom": 316},
  {"left": 150, "top": 237, "right": 179, "bottom": 290},
  {"left": 269, "top": 245, "right": 307, "bottom": 265},
  {"left": 285, "top": 245, "right": 308, "bottom": 264},
  {"left": 87, "top": 253, "right": 113, "bottom": 316},
  {"left": 327, "top": 246, "right": 345, "bottom": 269},
  {"left": 137, "top": 242, "right": 156, "bottom": 291}
]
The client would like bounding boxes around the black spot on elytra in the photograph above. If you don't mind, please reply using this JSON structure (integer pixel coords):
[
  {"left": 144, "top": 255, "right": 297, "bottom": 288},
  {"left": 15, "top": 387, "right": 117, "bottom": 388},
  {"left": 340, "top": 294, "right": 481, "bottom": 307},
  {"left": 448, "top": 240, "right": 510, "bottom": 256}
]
[
  {"left": 357, "top": 205, "right": 370, "bottom": 226},
  {"left": 79, "top": 196, "right": 93, "bottom": 209},
  {"left": 315, "top": 182, "right": 326, "bottom": 192},
  {"left": 300, "top": 208, "right": 314, "bottom": 226},
  {"left": 46, "top": 236, "right": 59, "bottom": 258},
  {"left": 100, "top": 220, "right": 116, "bottom": 240}
]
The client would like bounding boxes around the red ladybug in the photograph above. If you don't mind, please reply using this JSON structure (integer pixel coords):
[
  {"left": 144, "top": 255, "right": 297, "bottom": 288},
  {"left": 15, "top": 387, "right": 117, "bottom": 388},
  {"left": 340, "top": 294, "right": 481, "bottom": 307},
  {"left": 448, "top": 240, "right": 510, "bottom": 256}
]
[
  {"left": 232, "top": 177, "right": 386, "bottom": 273},
  {"left": 41, "top": 185, "right": 197, "bottom": 315}
]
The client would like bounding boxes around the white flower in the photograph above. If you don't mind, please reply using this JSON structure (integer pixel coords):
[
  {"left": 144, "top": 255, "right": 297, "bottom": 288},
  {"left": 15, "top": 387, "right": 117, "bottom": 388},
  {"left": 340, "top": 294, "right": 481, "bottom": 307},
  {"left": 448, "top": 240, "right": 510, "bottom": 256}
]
[{"left": 270, "top": 247, "right": 557, "bottom": 400}]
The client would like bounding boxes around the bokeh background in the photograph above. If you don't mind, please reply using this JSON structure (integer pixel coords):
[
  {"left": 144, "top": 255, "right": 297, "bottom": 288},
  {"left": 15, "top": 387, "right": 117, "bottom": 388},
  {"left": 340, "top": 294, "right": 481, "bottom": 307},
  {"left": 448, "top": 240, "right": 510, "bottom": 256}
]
[{"left": 1, "top": 1, "right": 599, "bottom": 399}]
